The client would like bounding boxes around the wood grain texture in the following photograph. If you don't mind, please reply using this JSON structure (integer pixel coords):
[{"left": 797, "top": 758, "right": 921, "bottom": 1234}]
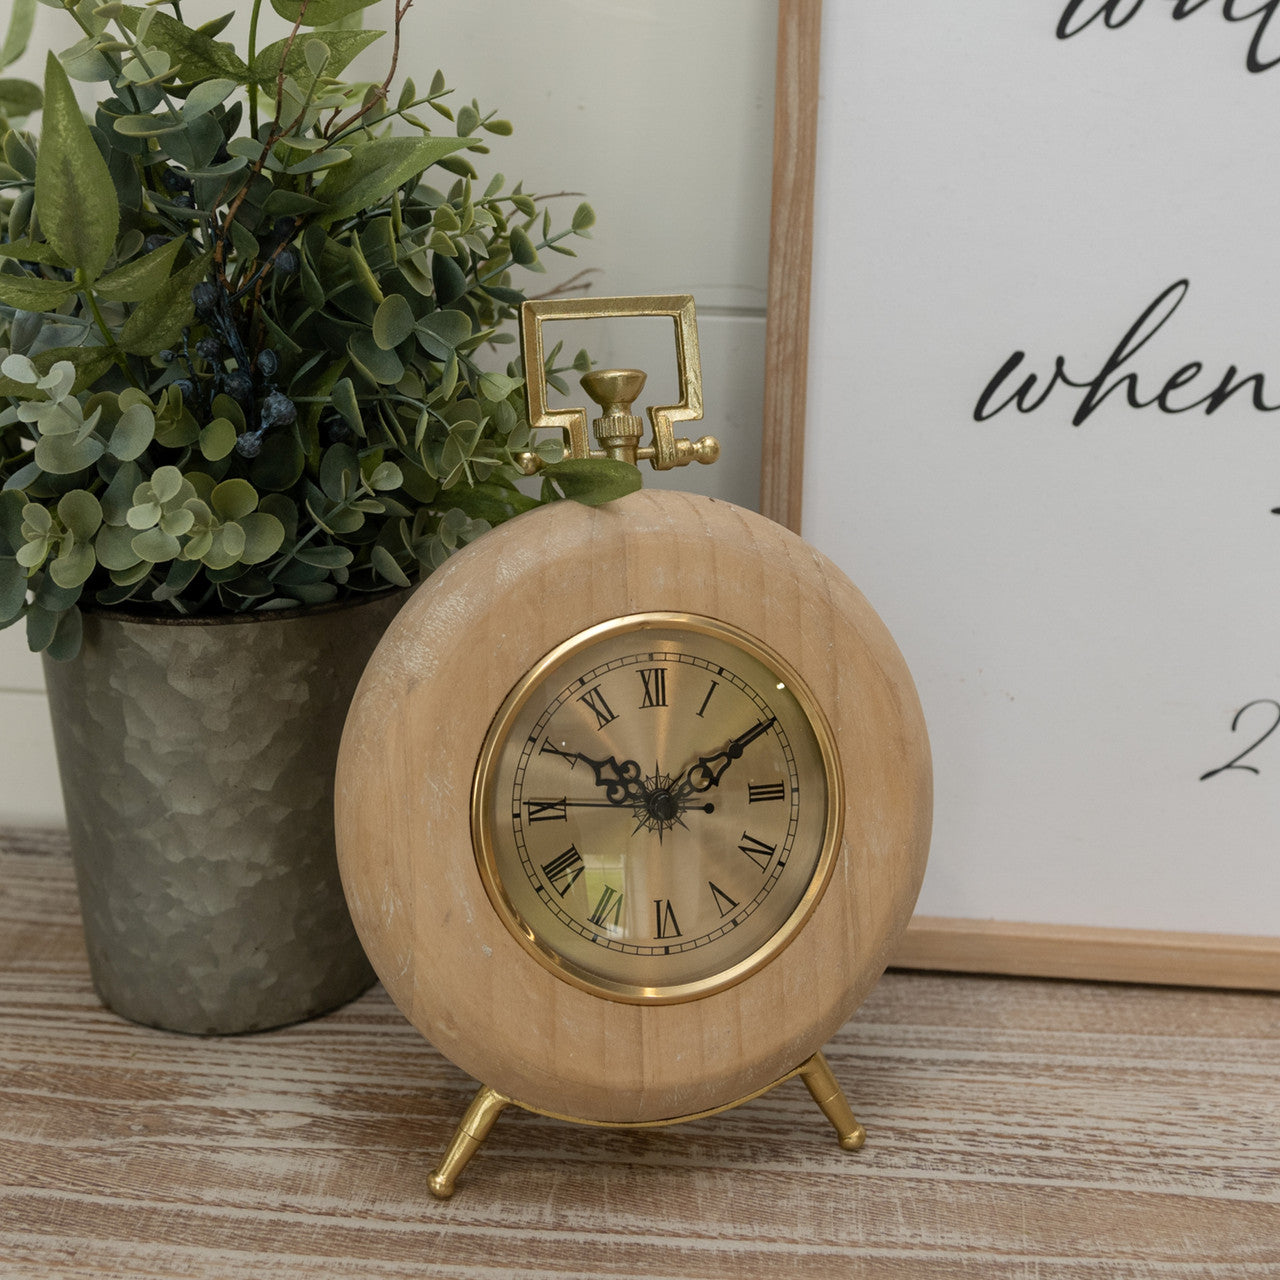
[
  {"left": 898, "top": 917, "right": 1280, "bottom": 992},
  {"left": 3, "top": 827, "right": 1278, "bottom": 1279},
  {"left": 760, "top": 0, "right": 821, "bottom": 532},
  {"left": 335, "top": 489, "right": 931, "bottom": 1124}
]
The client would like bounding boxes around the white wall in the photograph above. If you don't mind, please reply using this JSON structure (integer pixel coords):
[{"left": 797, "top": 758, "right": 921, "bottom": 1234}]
[{"left": 0, "top": 2, "right": 777, "bottom": 826}]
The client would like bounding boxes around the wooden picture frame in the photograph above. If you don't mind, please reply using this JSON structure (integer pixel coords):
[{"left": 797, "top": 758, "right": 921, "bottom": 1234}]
[{"left": 761, "top": 0, "right": 1280, "bottom": 991}]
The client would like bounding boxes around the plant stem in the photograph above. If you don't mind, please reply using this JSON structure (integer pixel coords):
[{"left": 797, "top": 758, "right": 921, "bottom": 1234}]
[
  {"left": 248, "top": 0, "right": 263, "bottom": 139},
  {"left": 77, "top": 276, "right": 138, "bottom": 386},
  {"left": 470, "top": 226, "right": 581, "bottom": 294}
]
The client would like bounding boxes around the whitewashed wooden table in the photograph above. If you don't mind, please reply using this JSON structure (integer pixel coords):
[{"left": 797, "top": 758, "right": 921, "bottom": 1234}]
[{"left": 2, "top": 827, "right": 1278, "bottom": 1278}]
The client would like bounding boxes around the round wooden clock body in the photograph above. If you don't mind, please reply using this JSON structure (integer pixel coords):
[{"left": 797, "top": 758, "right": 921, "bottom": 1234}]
[{"left": 335, "top": 489, "right": 931, "bottom": 1125}]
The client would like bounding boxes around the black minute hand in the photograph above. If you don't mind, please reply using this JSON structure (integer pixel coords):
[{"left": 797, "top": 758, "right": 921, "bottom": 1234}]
[{"left": 672, "top": 717, "right": 778, "bottom": 800}]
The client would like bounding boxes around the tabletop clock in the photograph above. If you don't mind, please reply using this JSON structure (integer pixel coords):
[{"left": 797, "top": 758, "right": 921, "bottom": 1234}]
[{"left": 335, "top": 295, "right": 932, "bottom": 1197}]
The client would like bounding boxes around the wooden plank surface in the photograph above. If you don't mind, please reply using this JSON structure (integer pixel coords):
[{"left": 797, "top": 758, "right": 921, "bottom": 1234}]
[
  {"left": 2, "top": 827, "right": 1278, "bottom": 1278},
  {"left": 897, "top": 916, "right": 1280, "bottom": 992}
]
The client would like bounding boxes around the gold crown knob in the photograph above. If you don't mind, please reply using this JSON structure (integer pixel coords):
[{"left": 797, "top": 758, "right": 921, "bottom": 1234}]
[{"left": 582, "top": 369, "right": 647, "bottom": 465}]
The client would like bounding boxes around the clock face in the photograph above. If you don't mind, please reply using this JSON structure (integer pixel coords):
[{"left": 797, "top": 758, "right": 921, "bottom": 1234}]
[{"left": 472, "top": 613, "right": 843, "bottom": 1003}]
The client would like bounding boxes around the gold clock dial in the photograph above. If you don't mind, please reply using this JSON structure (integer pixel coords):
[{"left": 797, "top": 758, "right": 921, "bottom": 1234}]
[{"left": 472, "top": 613, "right": 842, "bottom": 1003}]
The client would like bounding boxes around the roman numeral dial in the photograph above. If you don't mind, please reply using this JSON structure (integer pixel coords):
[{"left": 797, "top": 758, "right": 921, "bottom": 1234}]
[{"left": 474, "top": 616, "right": 837, "bottom": 1003}]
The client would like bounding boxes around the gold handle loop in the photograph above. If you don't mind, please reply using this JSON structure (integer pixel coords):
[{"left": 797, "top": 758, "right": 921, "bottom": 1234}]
[{"left": 519, "top": 294, "right": 717, "bottom": 472}]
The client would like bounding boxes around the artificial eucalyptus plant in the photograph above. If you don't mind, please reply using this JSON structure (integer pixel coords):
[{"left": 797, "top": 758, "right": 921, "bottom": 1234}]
[{"left": 0, "top": 0, "right": 635, "bottom": 659}]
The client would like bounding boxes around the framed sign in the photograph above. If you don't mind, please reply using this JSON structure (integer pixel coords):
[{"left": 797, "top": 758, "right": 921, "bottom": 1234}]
[{"left": 764, "top": 0, "right": 1280, "bottom": 988}]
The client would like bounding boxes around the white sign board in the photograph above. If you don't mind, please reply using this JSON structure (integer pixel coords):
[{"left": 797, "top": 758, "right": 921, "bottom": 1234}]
[{"left": 802, "top": 2, "right": 1280, "bottom": 936}]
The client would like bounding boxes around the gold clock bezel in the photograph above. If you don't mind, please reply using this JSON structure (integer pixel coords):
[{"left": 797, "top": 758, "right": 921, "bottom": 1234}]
[{"left": 470, "top": 611, "right": 845, "bottom": 1005}]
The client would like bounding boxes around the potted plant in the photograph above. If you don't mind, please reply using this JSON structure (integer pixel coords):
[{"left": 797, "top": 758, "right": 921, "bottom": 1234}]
[{"left": 0, "top": 0, "right": 635, "bottom": 1033}]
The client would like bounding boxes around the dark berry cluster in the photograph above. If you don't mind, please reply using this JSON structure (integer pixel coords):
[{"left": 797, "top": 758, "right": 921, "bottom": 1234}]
[{"left": 159, "top": 274, "right": 297, "bottom": 458}]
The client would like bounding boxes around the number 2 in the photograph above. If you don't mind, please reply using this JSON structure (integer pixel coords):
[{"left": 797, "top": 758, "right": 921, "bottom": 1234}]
[{"left": 1200, "top": 699, "right": 1280, "bottom": 780}]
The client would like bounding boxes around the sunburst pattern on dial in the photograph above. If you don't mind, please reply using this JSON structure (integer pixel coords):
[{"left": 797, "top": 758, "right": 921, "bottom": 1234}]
[{"left": 472, "top": 613, "right": 841, "bottom": 1003}]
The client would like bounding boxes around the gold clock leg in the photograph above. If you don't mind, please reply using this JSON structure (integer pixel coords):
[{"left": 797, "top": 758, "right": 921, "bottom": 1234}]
[
  {"left": 428, "top": 1084, "right": 511, "bottom": 1199},
  {"left": 799, "top": 1052, "right": 866, "bottom": 1151}
]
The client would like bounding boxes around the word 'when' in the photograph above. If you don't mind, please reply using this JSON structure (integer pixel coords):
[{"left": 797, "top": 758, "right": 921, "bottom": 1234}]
[{"left": 972, "top": 280, "right": 1280, "bottom": 427}]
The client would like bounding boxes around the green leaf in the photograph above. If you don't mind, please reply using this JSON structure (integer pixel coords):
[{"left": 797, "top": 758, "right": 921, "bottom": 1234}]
[
  {"left": 262, "top": 189, "right": 324, "bottom": 218},
  {"left": 304, "top": 38, "right": 330, "bottom": 76},
  {"left": 0, "top": 557, "right": 25, "bottom": 623},
  {"left": 15, "top": 538, "right": 46, "bottom": 570},
  {"left": 49, "top": 541, "right": 95, "bottom": 589},
  {"left": 508, "top": 226, "right": 538, "bottom": 267},
  {"left": 35, "top": 54, "right": 119, "bottom": 279},
  {"left": 211, "top": 478, "right": 258, "bottom": 521},
  {"left": 94, "top": 236, "right": 184, "bottom": 302},
  {"left": 372, "top": 292, "right": 415, "bottom": 351},
  {"left": 195, "top": 13, "right": 236, "bottom": 40},
  {"left": 25, "top": 602, "right": 56, "bottom": 653},
  {"left": 131, "top": 525, "right": 181, "bottom": 563},
  {"left": 331, "top": 377, "right": 362, "bottom": 435},
  {"left": 0, "top": 491, "right": 24, "bottom": 550},
  {"left": 202, "top": 521, "right": 246, "bottom": 569},
  {"left": 0, "top": 272, "right": 74, "bottom": 311},
  {"left": 248, "top": 433, "right": 306, "bottom": 492},
  {"left": 228, "top": 218, "right": 259, "bottom": 262},
  {"left": 269, "top": 0, "right": 379, "bottom": 25},
  {"left": 57, "top": 490, "right": 102, "bottom": 540},
  {"left": 371, "top": 543, "right": 411, "bottom": 588},
  {"left": 237, "top": 512, "right": 285, "bottom": 564},
  {"left": 293, "top": 543, "right": 353, "bottom": 569},
  {"left": 33, "top": 432, "right": 104, "bottom": 475},
  {"left": 199, "top": 418, "right": 237, "bottom": 461},
  {"left": 348, "top": 331, "right": 403, "bottom": 385},
  {"left": 367, "top": 461, "right": 403, "bottom": 492},
  {"left": 415, "top": 309, "right": 472, "bottom": 359},
  {"left": 478, "top": 371, "right": 522, "bottom": 402},
  {"left": 0, "top": 78, "right": 41, "bottom": 116},
  {"left": 180, "top": 76, "right": 237, "bottom": 120},
  {"left": 0, "top": 346, "right": 114, "bottom": 399},
  {"left": 107, "top": 402, "right": 155, "bottom": 461},
  {"left": 127, "top": 499, "right": 161, "bottom": 530},
  {"left": 0, "top": 239, "right": 67, "bottom": 267},
  {"left": 431, "top": 250, "right": 467, "bottom": 305},
  {"left": 99, "top": 460, "right": 143, "bottom": 527},
  {"left": 159, "top": 507, "right": 195, "bottom": 538},
  {"left": 119, "top": 7, "right": 251, "bottom": 83},
  {"left": 148, "top": 465, "right": 184, "bottom": 504},
  {"left": 572, "top": 202, "right": 596, "bottom": 234},
  {"left": 541, "top": 457, "right": 643, "bottom": 507},
  {"left": 37, "top": 359, "right": 75, "bottom": 400},
  {"left": 0, "top": 0, "right": 36, "bottom": 73},
  {"left": 314, "top": 135, "right": 472, "bottom": 225},
  {"left": 45, "top": 605, "right": 82, "bottom": 661},
  {"left": 111, "top": 112, "right": 184, "bottom": 138},
  {"left": 252, "top": 28, "right": 379, "bottom": 87},
  {"left": 118, "top": 250, "right": 213, "bottom": 356},
  {"left": 150, "top": 557, "right": 200, "bottom": 602},
  {"left": 320, "top": 443, "right": 359, "bottom": 502},
  {"left": 94, "top": 523, "right": 143, "bottom": 572},
  {"left": 1, "top": 353, "right": 37, "bottom": 384}
]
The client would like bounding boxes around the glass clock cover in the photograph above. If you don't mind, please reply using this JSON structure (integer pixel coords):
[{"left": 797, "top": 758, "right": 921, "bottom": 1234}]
[{"left": 472, "top": 613, "right": 843, "bottom": 1002}]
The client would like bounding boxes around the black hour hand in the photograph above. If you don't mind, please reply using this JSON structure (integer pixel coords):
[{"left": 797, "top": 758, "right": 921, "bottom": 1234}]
[{"left": 541, "top": 740, "right": 645, "bottom": 806}]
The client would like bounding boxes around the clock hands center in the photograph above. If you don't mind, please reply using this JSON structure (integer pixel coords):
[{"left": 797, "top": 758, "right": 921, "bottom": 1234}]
[{"left": 536, "top": 714, "right": 777, "bottom": 837}]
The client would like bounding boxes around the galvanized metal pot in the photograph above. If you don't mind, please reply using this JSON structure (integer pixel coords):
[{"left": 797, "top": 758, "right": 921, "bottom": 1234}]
[{"left": 42, "top": 591, "right": 408, "bottom": 1035}]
